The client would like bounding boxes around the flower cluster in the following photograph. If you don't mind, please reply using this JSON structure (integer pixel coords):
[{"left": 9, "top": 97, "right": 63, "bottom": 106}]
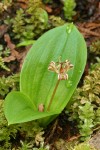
[{"left": 48, "top": 59, "right": 73, "bottom": 80}]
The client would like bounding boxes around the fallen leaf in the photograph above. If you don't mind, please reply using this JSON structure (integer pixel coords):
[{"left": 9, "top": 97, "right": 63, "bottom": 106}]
[
  {"left": 4, "top": 34, "right": 20, "bottom": 61},
  {"left": 0, "top": 25, "right": 8, "bottom": 38}
]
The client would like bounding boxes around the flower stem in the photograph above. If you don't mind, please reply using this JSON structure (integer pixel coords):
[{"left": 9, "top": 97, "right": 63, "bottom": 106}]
[{"left": 47, "top": 80, "right": 60, "bottom": 111}]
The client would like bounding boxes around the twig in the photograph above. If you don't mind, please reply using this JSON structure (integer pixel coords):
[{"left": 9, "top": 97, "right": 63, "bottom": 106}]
[{"left": 78, "top": 26, "right": 100, "bottom": 37}]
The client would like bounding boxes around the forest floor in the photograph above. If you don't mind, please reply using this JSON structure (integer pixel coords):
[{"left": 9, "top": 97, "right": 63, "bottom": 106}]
[{"left": 0, "top": 0, "right": 100, "bottom": 150}]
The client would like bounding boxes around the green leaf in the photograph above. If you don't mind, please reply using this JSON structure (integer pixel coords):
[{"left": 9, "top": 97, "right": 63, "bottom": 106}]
[
  {"left": 20, "top": 24, "right": 87, "bottom": 126},
  {"left": 17, "top": 40, "right": 35, "bottom": 47},
  {"left": 4, "top": 91, "right": 60, "bottom": 125},
  {"left": 4, "top": 24, "right": 87, "bottom": 126}
]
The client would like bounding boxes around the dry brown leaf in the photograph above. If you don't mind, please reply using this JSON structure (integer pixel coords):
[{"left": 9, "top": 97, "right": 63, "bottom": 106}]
[
  {"left": 45, "top": 5, "right": 53, "bottom": 13},
  {"left": 0, "top": 25, "right": 8, "bottom": 38},
  {"left": 78, "top": 27, "right": 100, "bottom": 37},
  {"left": 4, "top": 34, "right": 20, "bottom": 61},
  {"left": 77, "top": 22, "right": 100, "bottom": 38},
  {"left": 3, "top": 55, "right": 16, "bottom": 62}
]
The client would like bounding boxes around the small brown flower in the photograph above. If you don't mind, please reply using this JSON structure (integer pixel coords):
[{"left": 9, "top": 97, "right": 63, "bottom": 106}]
[{"left": 48, "top": 59, "right": 73, "bottom": 80}]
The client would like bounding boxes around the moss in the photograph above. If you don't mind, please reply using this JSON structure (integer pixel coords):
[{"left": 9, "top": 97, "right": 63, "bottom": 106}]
[
  {"left": 0, "top": 100, "right": 19, "bottom": 149},
  {"left": 0, "top": 0, "right": 12, "bottom": 14},
  {"left": 66, "top": 60, "right": 100, "bottom": 140},
  {"left": 90, "top": 40, "right": 100, "bottom": 55},
  {"left": 49, "top": 15, "right": 65, "bottom": 28},
  {"left": 0, "top": 56, "right": 10, "bottom": 71},
  {"left": 54, "top": 139, "right": 96, "bottom": 150},
  {"left": 12, "top": 0, "right": 48, "bottom": 41},
  {"left": 0, "top": 74, "right": 19, "bottom": 98},
  {"left": 63, "top": 0, "right": 76, "bottom": 20},
  {"left": 73, "top": 143, "right": 96, "bottom": 150}
]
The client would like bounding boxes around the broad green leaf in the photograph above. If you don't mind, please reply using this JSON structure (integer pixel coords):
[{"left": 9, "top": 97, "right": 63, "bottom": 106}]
[
  {"left": 4, "top": 91, "right": 60, "bottom": 125},
  {"left": 17, "top": 40, "right": 35, "bottom": 47},
  {"left": 20, "top": 24, "right": 87, "bottom": 126}
]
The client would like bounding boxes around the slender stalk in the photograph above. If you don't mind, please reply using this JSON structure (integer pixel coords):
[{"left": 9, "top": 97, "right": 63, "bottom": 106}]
[{"left": 47, "top": 80, "right": 60, "bottom": 111}]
